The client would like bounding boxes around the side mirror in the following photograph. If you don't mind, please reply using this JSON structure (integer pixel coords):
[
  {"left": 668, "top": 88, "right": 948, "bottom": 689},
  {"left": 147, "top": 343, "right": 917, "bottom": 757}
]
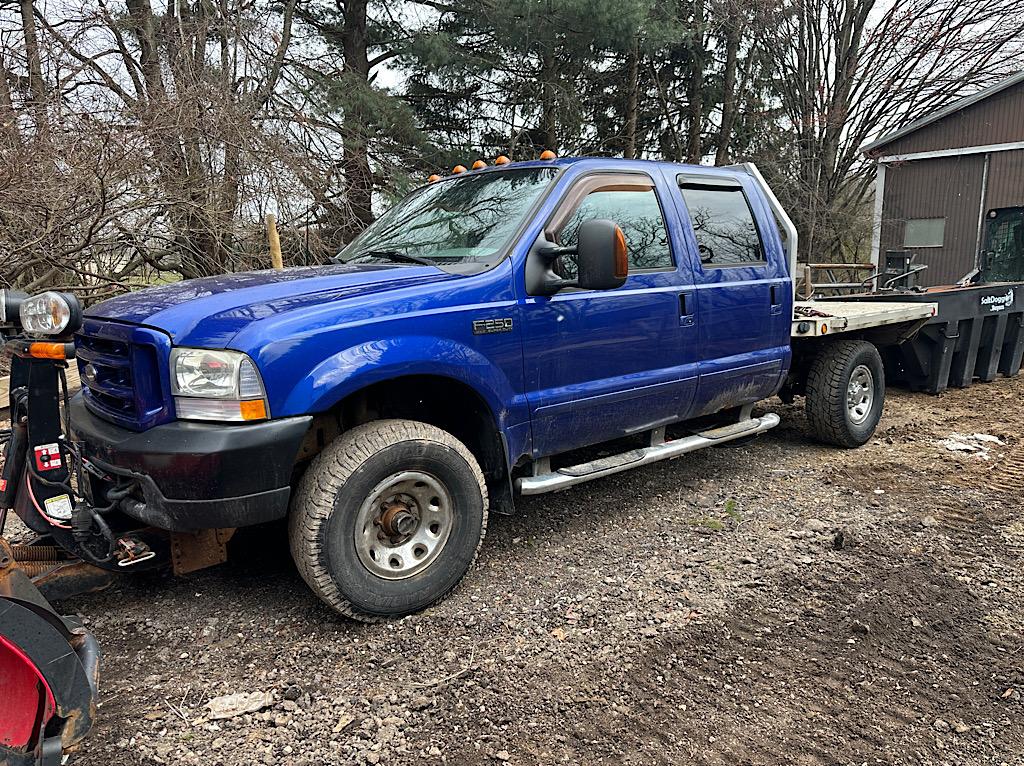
[
  {"left": 525, "top": 219, "right": 629, "bottom": 296},
  {"left": 576, "top": 219, "right": 629, "bottom": 290}
]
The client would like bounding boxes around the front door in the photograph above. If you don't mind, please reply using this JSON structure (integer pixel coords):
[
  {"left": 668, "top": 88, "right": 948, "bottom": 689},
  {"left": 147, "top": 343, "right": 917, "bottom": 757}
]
[{"left": 519, "top": 171, "right": 699, "bottom": 458}]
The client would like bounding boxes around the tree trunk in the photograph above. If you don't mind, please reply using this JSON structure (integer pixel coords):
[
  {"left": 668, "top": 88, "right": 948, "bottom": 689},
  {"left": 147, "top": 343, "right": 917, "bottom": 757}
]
[
  {"left": 341, "top": 0, "right": 375, "bottom": 241},
  {"left": 623, "top": 37, "right": 640, "bottom": 159},
  {"left": 539, "top": 47, "right": 558, "bottom": 151},
  {"left": 125, "top": 0, "right": 168, "bottom": 101},
  {"left": 18, "top": 0, "right": 47, "bottom": 135},
  {"left": 0, "top": 58, "right": 22, "bottom": 148},
  {"left": 686, "top": 0, "right": 705, "bottom": 163},
  {"left": 715, "top": 2, "right": 740, "bottom": 166}
]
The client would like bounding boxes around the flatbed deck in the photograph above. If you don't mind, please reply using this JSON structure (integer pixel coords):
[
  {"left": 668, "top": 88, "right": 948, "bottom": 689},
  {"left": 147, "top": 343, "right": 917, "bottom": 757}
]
[{"left": 792, "top": 300, "right": 938, "bottom": 337}]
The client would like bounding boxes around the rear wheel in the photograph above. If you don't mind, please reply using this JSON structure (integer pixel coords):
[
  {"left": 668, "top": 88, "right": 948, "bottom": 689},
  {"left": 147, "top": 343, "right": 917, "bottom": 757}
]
[
  {"left": 805, "top": 340, "right": 885, "bottom": 448},
  {"left": 288, "top": 419, "right": 488, "bottom": 621}
]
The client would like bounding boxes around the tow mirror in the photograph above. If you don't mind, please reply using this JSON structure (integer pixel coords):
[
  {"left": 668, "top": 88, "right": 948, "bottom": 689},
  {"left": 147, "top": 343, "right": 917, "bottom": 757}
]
[
  {"left": 576, "top": 219, "right": 629, "bottom": 291},
  {"left": 527, "top": 219, "right": 629, "bottom": 296}
]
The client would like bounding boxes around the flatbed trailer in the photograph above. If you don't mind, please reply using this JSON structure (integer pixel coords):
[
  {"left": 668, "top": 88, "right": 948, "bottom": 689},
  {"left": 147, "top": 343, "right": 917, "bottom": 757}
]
[{"left": 791, "top": 300, "right": 938, "bottom": 337}]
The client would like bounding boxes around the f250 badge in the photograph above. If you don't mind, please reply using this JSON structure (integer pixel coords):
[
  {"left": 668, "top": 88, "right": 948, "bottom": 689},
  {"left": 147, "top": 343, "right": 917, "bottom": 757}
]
[{"left": 472, "top": 318, "right": 514, "bottom": 335}]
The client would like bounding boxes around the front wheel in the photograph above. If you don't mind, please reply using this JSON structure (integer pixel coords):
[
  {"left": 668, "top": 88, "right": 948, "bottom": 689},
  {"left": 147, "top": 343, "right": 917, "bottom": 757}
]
[
  {"left": 805, "top": 340, "right": 885, "bottom": 448},
  {"left": 288, "top": 419, "right": 488, "bottom": 621}
]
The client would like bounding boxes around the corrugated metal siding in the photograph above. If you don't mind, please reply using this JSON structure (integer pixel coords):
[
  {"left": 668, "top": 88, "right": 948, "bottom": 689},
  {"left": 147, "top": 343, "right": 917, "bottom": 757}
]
[
  {"left": 985, "top": 149, "right": 1024, "bottom": 209},
  {"left": 880, "top": 155, "right": 985, "bottom": 285},
  {"left": 878, "top": 82, "right": 1024, "bottom": 156}
]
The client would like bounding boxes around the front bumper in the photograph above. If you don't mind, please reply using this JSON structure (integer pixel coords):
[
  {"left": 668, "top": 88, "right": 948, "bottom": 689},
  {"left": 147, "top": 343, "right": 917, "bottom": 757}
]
[{"left": 69, "top": 394, "right": 311, "bottom": 532}]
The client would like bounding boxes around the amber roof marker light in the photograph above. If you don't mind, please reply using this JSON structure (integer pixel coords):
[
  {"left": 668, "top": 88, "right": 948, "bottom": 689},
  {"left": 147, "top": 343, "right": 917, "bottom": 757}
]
[
  {"left": 452, "top": 164, "right": 467, "bottom": 174},
  {"left": 472, "top": 160, "right": 488, "bottom": 170},
  {"left": 539, "top": 150, "right": 557, "bottom": 160},
  {"left": 494, "top": 155, "right": 511, "bottom": 165},
  {"left": 427, "top": 174, "right": 441, "bottom": 183}
]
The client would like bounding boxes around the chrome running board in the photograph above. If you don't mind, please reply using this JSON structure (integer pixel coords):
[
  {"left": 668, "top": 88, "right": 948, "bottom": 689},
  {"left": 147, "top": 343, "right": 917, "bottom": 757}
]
[{"left": 516, "top": 412, "right": 780, "bottom": 495}]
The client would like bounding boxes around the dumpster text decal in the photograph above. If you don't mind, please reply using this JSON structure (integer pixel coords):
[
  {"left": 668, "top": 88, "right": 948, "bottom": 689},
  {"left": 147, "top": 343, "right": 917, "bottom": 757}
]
[{"left": 981, "top": 288, "right": 1015, "bottom": 313}]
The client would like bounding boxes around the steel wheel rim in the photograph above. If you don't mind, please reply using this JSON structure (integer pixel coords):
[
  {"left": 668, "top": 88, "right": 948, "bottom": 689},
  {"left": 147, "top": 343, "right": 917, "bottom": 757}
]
[
  {"left": 354, "top": 470, "right": 454, "bottom": 580},
  {"left": 846, "top": 364, "right": 874, "bottom": 425}
]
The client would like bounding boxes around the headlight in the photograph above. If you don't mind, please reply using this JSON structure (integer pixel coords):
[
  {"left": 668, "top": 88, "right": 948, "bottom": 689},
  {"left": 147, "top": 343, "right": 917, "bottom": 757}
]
[
  {"left": 19, "top": 291, "right": 82, "bottom": 336},
  {"left": 170, "top": 348, "right": 270, "bottom": 422}
]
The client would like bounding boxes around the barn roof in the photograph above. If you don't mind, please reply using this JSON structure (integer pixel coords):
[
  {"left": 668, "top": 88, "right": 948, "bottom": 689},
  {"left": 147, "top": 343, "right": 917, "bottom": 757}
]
[{"left": 861, "top": 70, "right": 1024, "bottom": 154}]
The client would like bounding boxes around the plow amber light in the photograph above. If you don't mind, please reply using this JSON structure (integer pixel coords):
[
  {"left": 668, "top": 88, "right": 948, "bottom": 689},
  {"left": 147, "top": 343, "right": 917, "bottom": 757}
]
[
  {"left": 28, "top": 342, "right": 68, "bottom": 360},
  {"left": 239, "top": 399, "right": 268, "bottom": 421}
]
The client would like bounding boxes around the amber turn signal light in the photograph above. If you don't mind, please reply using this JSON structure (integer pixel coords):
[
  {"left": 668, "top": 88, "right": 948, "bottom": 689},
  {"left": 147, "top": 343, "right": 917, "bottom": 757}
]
[
  {"left": 613, "top": 226, "right": 628, "bottom": 280},
  {"left": 27, "top": 342, "right": 70, "bottom": 360},
  {"left": 239, "top": 399, "right": 268, "bottom": 421}
]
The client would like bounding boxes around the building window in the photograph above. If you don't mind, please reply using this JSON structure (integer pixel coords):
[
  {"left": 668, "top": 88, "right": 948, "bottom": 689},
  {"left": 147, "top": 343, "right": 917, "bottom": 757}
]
[{"left": 903, "top": 218, "right": 945, "bottom": 248}]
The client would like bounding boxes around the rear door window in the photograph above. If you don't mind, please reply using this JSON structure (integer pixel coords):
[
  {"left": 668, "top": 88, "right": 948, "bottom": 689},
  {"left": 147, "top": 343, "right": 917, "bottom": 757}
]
[{"left": 678, "top": 182, "right": 766, "bottom": 268}]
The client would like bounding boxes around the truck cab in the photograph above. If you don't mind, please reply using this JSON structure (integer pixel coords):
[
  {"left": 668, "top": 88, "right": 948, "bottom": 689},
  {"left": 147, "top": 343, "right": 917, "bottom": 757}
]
[{"left": 6, "top": 157, "right": 893, "bottom": 621}]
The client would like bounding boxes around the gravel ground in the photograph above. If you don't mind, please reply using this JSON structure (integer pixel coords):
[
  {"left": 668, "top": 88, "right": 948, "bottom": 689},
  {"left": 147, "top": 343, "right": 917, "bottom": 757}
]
[{"left": 14, "top": 376, "right": 1024, "bottom": 765}]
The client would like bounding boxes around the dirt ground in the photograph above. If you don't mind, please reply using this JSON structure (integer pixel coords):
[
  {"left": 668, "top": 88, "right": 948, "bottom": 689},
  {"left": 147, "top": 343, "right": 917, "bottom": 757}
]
[{"left": 14, "top": 375, "right": 1024, "bottom": 766}]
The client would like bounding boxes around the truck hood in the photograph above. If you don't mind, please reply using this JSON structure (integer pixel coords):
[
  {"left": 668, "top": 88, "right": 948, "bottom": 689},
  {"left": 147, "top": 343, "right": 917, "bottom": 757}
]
[{"left": 86, "top": 263, "right": 458, "bottom": 346}]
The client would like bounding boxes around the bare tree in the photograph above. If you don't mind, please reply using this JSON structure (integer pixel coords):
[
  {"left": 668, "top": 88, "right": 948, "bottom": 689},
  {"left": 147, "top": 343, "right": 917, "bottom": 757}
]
[
  {"left": 0, "top": 0, "right": 331, "bottom": 291},
  {"left": 758, "top": 0, "right": 1024, "bottom": 260}
]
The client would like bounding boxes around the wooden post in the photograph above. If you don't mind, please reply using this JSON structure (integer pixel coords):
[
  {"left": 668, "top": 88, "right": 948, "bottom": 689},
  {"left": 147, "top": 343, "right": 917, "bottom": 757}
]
[{"left": 266, "top": 213, "right": 283, "bottom": 271}]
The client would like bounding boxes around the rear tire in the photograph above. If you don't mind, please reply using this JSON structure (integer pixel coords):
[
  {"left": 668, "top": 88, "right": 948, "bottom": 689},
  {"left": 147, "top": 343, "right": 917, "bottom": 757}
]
[
  {"left": 805, "top": 340, "right": 885, "bottom": 448},
  {"left": 288, "top": 419, "right": 488, "bottom": 621}
]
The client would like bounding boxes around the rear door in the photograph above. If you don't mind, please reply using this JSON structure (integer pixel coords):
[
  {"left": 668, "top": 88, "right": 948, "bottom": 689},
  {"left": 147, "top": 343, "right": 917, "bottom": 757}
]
[
  {"left": 673, "top": 174, "right": 791, "bottom": 416},
  {"left": 519, "top": 170, "right": 699, "bottom": 457}
]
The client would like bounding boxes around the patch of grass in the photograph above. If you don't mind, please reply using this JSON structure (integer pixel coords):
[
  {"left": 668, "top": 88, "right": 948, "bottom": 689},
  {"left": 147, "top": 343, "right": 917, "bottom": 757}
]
[{"left": 687, "top": 517, "right": 726, "bottom": 532}]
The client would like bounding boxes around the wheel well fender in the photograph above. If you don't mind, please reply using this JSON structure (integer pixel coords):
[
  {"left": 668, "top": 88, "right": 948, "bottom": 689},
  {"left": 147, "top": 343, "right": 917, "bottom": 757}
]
[
  {"left": 283, "top": 338, "right": 521, "bottom": 514},
  {"left": 280, "top": 336, "right": 516, "bottom": 421}
]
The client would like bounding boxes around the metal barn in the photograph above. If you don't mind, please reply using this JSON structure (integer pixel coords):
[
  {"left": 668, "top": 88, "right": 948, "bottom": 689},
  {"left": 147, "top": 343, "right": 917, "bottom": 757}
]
[{"left": 863, "top": 71, "right": 1024, "bottom": 287}]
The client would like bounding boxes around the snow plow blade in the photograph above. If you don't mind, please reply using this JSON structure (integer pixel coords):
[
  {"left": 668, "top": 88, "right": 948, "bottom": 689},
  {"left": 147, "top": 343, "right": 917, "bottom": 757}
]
[{"left": 0, "top": 541, "right": 99, "bottom": 766}]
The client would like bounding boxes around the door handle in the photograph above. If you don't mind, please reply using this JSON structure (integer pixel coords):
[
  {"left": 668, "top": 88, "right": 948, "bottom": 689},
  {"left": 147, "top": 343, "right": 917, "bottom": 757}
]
[
  {"left": 770, "top": 284, "right": 783, "bottom": 315},
  {"left": 679, "top": 292, "right": 695, "bottom": 327}
]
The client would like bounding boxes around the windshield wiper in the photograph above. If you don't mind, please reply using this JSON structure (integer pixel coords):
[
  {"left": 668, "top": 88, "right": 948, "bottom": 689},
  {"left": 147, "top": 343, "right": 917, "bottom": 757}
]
[{"left": 342, "top": 249, "right": 437, "bottom": 268}]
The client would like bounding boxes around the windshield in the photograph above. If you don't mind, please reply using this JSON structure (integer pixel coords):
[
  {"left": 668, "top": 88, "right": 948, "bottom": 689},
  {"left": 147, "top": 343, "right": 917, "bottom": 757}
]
[{"left": 338, "top": 167, "right": 559, "bottom": 270}]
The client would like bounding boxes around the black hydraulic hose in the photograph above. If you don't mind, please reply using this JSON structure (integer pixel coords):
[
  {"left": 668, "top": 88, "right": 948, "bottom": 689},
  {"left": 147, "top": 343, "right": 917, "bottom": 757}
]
[
  {"left": 71, "top": 502, "right": 116, "bottom": 563},
  {"left": 57, "top": 363, "right": 89, "bottom": 495}
]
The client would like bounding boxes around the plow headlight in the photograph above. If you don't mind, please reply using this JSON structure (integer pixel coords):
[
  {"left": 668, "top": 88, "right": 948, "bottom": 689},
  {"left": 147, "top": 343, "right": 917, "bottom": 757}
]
[
  {"left": 18, "top": 291, "right": 82, "bottom": 336},
  {"left": 170, "top": 348, "right": 269, "bottom": 422}
]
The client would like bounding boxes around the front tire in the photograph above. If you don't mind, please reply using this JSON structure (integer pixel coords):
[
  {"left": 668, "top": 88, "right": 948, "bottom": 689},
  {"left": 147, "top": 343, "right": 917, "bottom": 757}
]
[
  {"left": 805, "top": 340, "right": 885, "bottom": 448},
  {"left": 288, "top": 419, "right": 488, "bottom": 621}
]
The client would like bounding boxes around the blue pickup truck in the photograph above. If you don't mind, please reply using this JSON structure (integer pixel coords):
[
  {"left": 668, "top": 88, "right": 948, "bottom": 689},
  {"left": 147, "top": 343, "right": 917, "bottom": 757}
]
[{"left": 2, "top": 157, "right": 935, "bottom": 622}]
